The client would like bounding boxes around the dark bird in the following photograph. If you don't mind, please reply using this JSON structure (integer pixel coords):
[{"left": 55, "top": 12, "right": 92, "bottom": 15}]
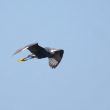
[{"left": 14, "top": 43, "right": 64, "bottom": 68}]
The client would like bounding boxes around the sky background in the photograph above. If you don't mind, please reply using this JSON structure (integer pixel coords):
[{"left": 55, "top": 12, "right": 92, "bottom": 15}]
[{"left": 0, "top": 0, "right": 110, "bottom": 110}]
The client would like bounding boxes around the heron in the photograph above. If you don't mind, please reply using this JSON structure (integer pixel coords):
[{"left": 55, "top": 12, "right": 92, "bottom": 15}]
[{"left": 13, "top": 43, "right": 64, "bottom": 68}]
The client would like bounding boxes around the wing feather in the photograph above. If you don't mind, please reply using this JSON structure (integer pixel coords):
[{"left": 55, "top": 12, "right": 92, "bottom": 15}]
[
  {"left": 48, "top": 50, "right": 64, "bottom": 68},
  {"left": 13, "top": 43, "right": 37, "bottom": 55}
]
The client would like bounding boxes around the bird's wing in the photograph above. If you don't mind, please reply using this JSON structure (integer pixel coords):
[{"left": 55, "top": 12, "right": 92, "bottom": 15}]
[
  {"left": 48, "top": 50, "right": 64, "bottom": 68},
  {"left": 13, "top": 43, "right": 38, "bottom": 55},
  {"left": 27, "top": 43, "right": 48, "bottom": 58},
  {"left": 28, "top": 43, "right": 44, "bottom": 54}
]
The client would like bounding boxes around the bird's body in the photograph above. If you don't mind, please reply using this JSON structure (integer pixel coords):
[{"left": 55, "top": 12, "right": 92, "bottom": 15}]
[{"left": 14, "top": 43, "right": 64, "bottom": 68}]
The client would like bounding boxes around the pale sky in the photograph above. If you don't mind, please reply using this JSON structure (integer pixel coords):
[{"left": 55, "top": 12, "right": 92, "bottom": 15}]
[{"left": 0, "top": 0, "right": 110, "bottom": 110}]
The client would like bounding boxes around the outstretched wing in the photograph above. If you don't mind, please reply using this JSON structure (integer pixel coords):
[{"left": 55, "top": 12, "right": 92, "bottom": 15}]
[
  {"left": 13, "top": 43, "right": 38, "bottom": 55},
  {"left": 48, "top": 50, "right": 64, "bottom": 68},
  {"left": 28, "top": 43, "right": 47, "bottom": 58},
  {"left": 13, "top": 43, "right": 49, "bottom": 58}
]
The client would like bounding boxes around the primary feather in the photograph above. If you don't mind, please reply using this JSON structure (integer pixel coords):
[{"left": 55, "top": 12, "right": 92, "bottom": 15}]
[{"left": 48, "top": 50, "right": 64, "bottom": 68}]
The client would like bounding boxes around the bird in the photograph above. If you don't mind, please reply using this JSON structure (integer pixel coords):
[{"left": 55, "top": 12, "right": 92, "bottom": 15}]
[{"left": 13, "top": 43, "right": 64, "bottom": 68}]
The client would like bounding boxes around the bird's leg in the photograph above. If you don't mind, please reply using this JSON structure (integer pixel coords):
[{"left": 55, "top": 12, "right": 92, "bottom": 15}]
[
  {"left": 24, "top": 54, "right": 36, "bottom": 60},
  {"left": 29, "top": 54, "right": 36, "bottom": 58},
  {"left": 18, "top": 54, "right": 36, "bottom": 62}
]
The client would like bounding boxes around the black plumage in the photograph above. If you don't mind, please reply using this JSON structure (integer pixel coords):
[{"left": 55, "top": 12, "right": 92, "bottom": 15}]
[{"left": 14, "top": 43, "right": 64, "bottom": 68}]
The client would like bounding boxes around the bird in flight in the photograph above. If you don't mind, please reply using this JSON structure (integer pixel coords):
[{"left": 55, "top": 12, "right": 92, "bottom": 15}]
[{"left": 13, "top": 43, "right": 64, "bottom": 68}]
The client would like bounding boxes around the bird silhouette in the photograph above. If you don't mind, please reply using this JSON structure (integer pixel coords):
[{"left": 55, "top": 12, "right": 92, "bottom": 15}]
[{"left": 14, "top": 43, "right": 64, "bottom": 68}]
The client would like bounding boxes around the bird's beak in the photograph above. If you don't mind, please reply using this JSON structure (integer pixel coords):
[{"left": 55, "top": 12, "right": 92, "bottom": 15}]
[{"left": 17, "top": 58, "right": 26, "bottom": 62}]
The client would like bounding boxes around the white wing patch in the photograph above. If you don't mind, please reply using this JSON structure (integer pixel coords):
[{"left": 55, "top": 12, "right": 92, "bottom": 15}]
[
  {"left": 49, "top": 58, "right": 59, "bottom": 68},
  {"left": 50, "top": 49, "right": 57, "bottom": 53}
]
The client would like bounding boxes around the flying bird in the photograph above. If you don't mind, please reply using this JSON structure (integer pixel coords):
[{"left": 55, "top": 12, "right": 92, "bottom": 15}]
[{"left": 13, "top": 43, "right": 64, "bottom": 68}]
